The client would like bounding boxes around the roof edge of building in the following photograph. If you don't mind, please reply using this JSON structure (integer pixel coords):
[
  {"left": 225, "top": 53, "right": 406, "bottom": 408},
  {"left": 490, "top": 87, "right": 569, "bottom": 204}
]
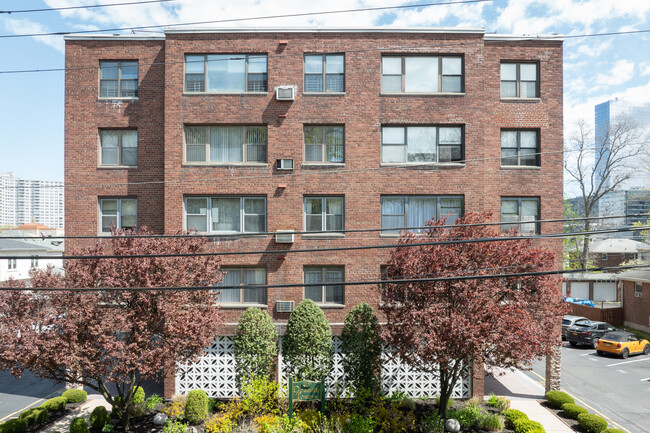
[{"left": 64, "top": 34, "right": 165, "bottom": 41}]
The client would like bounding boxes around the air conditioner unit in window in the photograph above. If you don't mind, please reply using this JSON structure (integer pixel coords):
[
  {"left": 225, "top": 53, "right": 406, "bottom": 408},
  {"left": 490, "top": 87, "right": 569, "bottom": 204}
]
[
  {"left": 275, "top": 230, "right": 294, "bottom": 244},
  {"left": 276, "top": 300, "right": 295, "bottom": 313},
  {"left": 634, "top": 291, "right": 642, "bottom": 298},
  {"left": 276, "top": 159, "right": 294, "bottom": 170},
  {"left": 275, "top": 86, "right": 296, "bottom": 101}
]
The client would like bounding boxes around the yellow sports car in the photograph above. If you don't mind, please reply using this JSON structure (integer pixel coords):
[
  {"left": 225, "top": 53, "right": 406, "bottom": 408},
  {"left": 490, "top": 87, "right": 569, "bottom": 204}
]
[{"left": 596, "top": 331, "right": 650, "bottom": 359}]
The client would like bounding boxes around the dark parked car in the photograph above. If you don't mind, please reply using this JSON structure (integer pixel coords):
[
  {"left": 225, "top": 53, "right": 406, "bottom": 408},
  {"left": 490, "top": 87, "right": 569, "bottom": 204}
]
[
  {"left": 562, "top": 315, "right": 589, "bottom": 340},
  {"left": 566, "top": 321, "right": 616, "bottom": 348}
]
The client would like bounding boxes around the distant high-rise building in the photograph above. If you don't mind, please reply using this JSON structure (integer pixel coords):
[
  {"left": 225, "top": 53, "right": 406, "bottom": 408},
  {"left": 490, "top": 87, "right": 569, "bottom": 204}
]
[
  {"left": 594, "top": 99, "right": 650, "bottom": 191},
  {"left": 0, "top": 173, "right": 64, "bottom": 228}
]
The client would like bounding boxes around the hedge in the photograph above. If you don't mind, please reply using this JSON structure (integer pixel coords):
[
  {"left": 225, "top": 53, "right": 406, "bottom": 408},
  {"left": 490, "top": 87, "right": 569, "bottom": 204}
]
[
  {"left": 70, "top": 417, "right": 89, "bottom": 433},
  {"left": 503, "top": 409, "right": 528, "bottom": 429},
  {"left": 577, "top": 413, "right": 608, "bottom": 433},
  {"left": 513, "top": 418, "right": 546, "bottom": 433},
  {"left": 90, "top": 406, "right": 110, "bottom": 429},
  {"left": 184, "top": 390, "right": 209, "bottom": 424},
  {"left": 18, "top": 407, "right": 48, "bottom": 425},
  {"left": 561, "top": 403, "right": 588, "bottom": 420},
  {"left": 41, "top": 396, "right": 68, "bottom": 412},
  {"left": 0, "top": 419, "right": 28, "bottom": 433},
  {"left": 132, "top": 387, "right": 145, "bottom": 405},
  {"left": 62, "top": 389, "right": 88, "bottom": 404},
  {"left": 545, "top": 390, "right": 574, "bottom": 409}
]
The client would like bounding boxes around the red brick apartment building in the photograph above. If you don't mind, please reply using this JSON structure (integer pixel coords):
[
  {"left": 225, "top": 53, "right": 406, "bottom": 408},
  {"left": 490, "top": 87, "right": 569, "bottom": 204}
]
[{"left": 64, "top": 28, "right": 563, "bottom": 396}]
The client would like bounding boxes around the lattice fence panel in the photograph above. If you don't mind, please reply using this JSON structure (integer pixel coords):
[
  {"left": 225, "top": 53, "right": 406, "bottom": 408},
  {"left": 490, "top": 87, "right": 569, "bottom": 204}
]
[{"left": 176, "top": 336, "right": 239, "bottom": 398}]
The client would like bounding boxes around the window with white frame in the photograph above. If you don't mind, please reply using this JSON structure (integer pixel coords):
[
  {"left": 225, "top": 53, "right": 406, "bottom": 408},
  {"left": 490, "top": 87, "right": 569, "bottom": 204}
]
[
  {"left": 635, "top": 282, "right": 642, "bottom": 298},
  {"left": 304, "top": 126, "right": 344, "bottom": 163},
  {"left": 100, "top": 130, "right": 137, "bottom": 166},
  {"left": 184, "top": 54, "right": 268, "bottom": 93},
  {"left": 304, "top": 266, "right": 344, "bottom": 305},
  {"left": 99, "top": 198, "right": 137, "bottom": 233},
  {"left": 185, "top": 196, "right": 266, "bottom": 233},
  {"left": 304, "top": 54, "right": 345, "bottom": 93},
  {"left": 216, "top": 267, "right": 267, "bottom": 304},
  {"left": 381, "top": 126, "right": 463, "bottom": 164},
  {"left": 501, "top": 130, "right": 539, "bottom": 166},
  {"left": 304, "top": 197, "right": 344, "bottom": 232},
  {"left": 381, "top": 196, "right": 463, "bottom": 233},
  {"left": 500, "top": 62, "right": 538, "bottom": 98},
  {"left": 501, "top": 197, "right": 540, "bottom": 234},
  {"left": 381, "top": 56, "right": 463, "bottom": 93},
  {"left": 185, "top": 126, "right": 267, "bottom": 163},
  {"left": 30, "top": 256, "right": 38, "bottom": 268},
  {"left": 7, "top": 258, "right": 16, "bottom": 270},
  {"left": 99, "top": 61, "right": 138, "bottom": 98}
]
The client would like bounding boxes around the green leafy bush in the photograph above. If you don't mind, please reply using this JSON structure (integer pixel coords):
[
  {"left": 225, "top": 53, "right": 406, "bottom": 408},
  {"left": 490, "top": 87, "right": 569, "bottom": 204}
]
[
  {"left": 240, "top": 376, "right": 280, "bottom": 416},
  {"left": 163, "top": 419, "right": 188, "bottom": 433},
  {"left": 577, "top": 413, "right": 608, "bottom": 433},
  {"left": 344, "top": 414, "right": 377, "bottom": 433},
  {"left": 371, "top": 399, "right": 415, "bottom": 433},
  {"left": 101, "top": 424, "right": 114, "bottom": 433},
  {"left": 282, "top": 299, "right": 333, "bottom": 381},
  {"left": 69, "top": 417, "right": 89, "bottom": 433},
  {"left": 203, "top": 414, "right": 235, "bottom": 433},
  {"left": 476, "top": 413, "right": 505, "bottom": 431},
  {"left": 185, "top": 390, "right": 209, "bottom": 424},
  {"left": 545, "top": 390, "right": 574, "bottom": 409},
  {"left": 41, "top": 397, "right": 67, "bottom": 412},
  {"left": 503, "top": 409, "right": 529, "bottom": 429},
  {"left": 601, "top": 429, "right": 625, "bottom": 433},
  {"left": 341, "top": 303, "right": 382, "bottom": 394},
  {"left": 62, "top": 389, "right": 88, "bottom": 404},
  {"left": 18, "top": 407, "right": 48, "bottom": 426},
  {"left": 418, "top": 412, "right": 444, "bottom": 433},
  {"left": 0, "top": 419, "right": 28, "bottom": 433},
  {"left": 512, "top": 418, "right": 545, "bottom": 433},
  {"left": 561, "top": 403, "right": 588, "bottom": 419},
  {"left": 233, "top": 308, "right": 278, "bottom": 383},
  {"left": 146, "top": 394, "right": 164, "bottom": 411},
  {"left": 90, "top": 406, "right": 110, "bottom": 429},
  {"left": 447, "top": 405, "right": 482, "bottom": 428},
  {"left": 486, "top": 393, "right": 511, "bottom": 412},
  {"left": 132, "top": 386, "right": 145, "bottom": 405}
]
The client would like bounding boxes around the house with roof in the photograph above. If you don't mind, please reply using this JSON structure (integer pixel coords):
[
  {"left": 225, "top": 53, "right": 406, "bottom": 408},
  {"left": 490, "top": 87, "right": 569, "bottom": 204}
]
[
  {"left": 0, "top": 237, "right": 64, "bottom": 282},
  {"left": 590, "top": 238, "right": 650, "bottom": 269}
]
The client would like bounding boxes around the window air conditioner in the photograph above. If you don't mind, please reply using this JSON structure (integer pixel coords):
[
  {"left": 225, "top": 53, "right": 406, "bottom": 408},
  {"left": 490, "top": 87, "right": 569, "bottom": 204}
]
[
  {"left": 276, "top": 300, "right": 295, "bottom": 313},
  {"left": 275, "top": 230, "right": 294, "bottom": 244},
  {"left": 275, "top": 86, "right": 296, "bottom": 101},
  {"left": 276, "top": 159, "right": 294, "bottom": 170},
  {"left": 634, "top": 291, "right": 642, "bottom": 298}
]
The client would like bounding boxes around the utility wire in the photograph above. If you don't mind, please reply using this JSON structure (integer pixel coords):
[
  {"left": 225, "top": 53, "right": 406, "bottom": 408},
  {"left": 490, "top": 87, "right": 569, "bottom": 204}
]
[
  {"left": 2, "top": 263, "right": 649, "bottom": 292},
  {"left": 1, "top": 212, "right": 647, "bottom": 241},
  {"left": 0, "top": 0, "right": 177, "bottom": 14},
  {"left": 3, "top": 224, "right": 649, "bottom": 261}
]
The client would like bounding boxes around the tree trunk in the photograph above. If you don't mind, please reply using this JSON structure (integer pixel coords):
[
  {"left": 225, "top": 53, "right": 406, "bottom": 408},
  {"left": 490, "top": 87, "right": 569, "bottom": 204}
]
[{"left": 581, "top": 219, "right": 591, "bottom": 269}]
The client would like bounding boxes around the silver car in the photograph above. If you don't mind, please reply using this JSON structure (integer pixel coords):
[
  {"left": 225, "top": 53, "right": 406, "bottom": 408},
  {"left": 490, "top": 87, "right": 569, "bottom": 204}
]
[{"left": 562, "top": 315, "right": 589, "bottom": 340}]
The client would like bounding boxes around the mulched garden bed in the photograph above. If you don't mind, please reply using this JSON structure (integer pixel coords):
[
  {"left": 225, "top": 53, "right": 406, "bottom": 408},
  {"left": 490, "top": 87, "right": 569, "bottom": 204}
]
[
  {"left": 31, "top": 402, "right": 84, "bottom": 433},
  {"left": 539, "top": 401, "right": 586, "bottom": 433}
]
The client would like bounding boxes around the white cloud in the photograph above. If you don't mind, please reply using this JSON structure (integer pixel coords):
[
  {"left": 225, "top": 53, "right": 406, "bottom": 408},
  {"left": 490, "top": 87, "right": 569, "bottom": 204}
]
[
  {"left": 641, "top": 62, "right": 650, "bottom": 76},
  {"left": 1, "top": 17, "right": 64, "bottom": 52},
  {"left": 594, "top": 59, "right": 635, "bottom": 87}
]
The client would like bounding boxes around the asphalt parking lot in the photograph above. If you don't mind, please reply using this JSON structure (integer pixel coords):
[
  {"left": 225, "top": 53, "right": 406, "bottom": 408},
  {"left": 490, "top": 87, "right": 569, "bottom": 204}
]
[{"left": 526, "top": 342, "right": 650, "bottom": 433}]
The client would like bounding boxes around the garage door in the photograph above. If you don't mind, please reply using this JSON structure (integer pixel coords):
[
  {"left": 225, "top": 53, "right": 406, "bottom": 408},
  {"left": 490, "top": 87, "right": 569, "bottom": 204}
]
[
  {"left": 570, "top": 282, "right": 589, "bottom": 299},
  {"left": 562, "top": 282, "right": 567, "bottom": 296},
  {"left": 593, "top": 282, "right": 616, "bottom": 302}
]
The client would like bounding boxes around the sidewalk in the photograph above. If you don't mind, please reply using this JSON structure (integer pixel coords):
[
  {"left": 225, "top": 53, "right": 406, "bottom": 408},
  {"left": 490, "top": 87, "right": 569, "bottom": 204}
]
[
  {"left": 41, "top": 395, "right": 111, "bottom": 433},
  {"left": 485, "top": 367, "right": 574, "bottom": 433}
]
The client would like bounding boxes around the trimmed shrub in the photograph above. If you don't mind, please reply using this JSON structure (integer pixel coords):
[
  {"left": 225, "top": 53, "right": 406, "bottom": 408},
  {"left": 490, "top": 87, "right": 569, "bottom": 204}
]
[
  {"left": 282, "top": 299, "right": 333, "bottom": 381},
  {"left": 486, "top": 394, "right": 511, "bottom": 412},
  {"left": 476, "top": 413, "right": 505, "bottom": 431},
  {"left": 503, "top": 409, "right": 528, "bottom": 429},
  {"left": 41, "top": 396, "right": 67, "bottom": 412},
  {"left": 233, "top": 308, "right": 278, "bottom": 383},
  {"left": 184, "top": 390, "right": 209, "bottom": 424},
  {"left": 561, "top": 403, "right": 588, "bottom": 419},
  {"left": 18, "top": 407, "right": 48, "bottom": 425},
  {"left": 545, "top": 390, "right": 574, "bottom": 409},
  {"left": 69, "top": 417, "right": 89, "bottom": 433},
  {"left": 90, "top": 406, "right": 110, "bottom": 429},
  {"left": 0, "top": 419, "right": 28, "bottom": 433},
  {"left": 512, "top": 418, "right": 545, "bottom": 433},
  {"left": 132, "top": 386, "right": 145, "bottom": 405},
  {"left": 602, "top": 429, "right": 625, "bottom": 433},
  {"left": 341, "top": 303, "right": 382, "bottom": 394},
  {"left": 577, "top": 413, "right": 609, "bottom": 433},
  {"left": 240, "top": 376, "right": 280, "bottom": 416},
  {"left": 62, "top": 389, "right": 88, "bottom": 404}
]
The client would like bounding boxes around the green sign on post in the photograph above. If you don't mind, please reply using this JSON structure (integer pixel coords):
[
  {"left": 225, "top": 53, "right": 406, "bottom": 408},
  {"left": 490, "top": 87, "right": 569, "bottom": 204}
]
[{"left": 288, "top": 377, "right": 325, "bottom": 420}]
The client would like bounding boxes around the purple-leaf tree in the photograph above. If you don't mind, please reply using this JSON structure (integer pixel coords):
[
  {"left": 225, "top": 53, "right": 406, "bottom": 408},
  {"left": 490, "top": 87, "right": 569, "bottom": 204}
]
[
  {"left": 381, "top": 212, "right": 568, "bottom": 417},
  {"left": 0, "top": 228, "right": 223, "bottom": 429}
]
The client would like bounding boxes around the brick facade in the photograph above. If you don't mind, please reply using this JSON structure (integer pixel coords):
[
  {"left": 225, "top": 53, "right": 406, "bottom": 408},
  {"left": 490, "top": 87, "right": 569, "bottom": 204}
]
[{"left": 65, "top": 29, "right": 564, "bottom": 397}]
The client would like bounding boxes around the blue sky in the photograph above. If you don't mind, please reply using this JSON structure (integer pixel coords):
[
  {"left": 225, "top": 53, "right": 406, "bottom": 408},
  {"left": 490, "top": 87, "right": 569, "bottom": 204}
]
[{"left": 1, "top": 0, "right": 649, "bottom": 183}]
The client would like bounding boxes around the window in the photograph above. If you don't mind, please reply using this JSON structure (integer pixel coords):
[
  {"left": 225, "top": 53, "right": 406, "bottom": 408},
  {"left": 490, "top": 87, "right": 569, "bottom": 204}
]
[
  {"left": 30, "top": 256, "right": 38, "bottom": 268},
  {"left": 99, "top": 61, "right": 138, "bottom": 98},
  {"left": 217, "top": 267, "right": 267, "bottom": 304},
  {"left": 185, "top": 54, "right": 267, "bottom": 93},
  {"left": 304, "top": 126, "right": 344, "bottom": 163},
  {"left": 500, "top": 62, "right": 538, "bottom": 98},
  {"left": 602, "top": 254, "right": 608, "bottom": 261},
  {"left": 304, "top": 54, "right": 345, "bottom": 92},
  {"left": 304, "top": 197, "right": 343, "bottom": 232},
  {"left": 185, "top": 126, "right": 267, "bottom": 164},
  {"left": 185, "top": 196, "right": 266, "bottom": 233},
  {"left": 7, "top": 258, "right": 16, "bottom": 270},
  {"left": 635, "top": 282, "right": 642, "bottom": 298},
  {"left": 99, "top": 198, "right": 137, "bottom": 233},
  {"left": 501, "top": 130, "right": 539, "bottom": 166},
  {"left": 304, "top": 266, "right": 344, "bottom": 304},
  {"left": 381, "top": 196, "right": 463, "bottom": 233},
  {"left": 100, "top": 130, "right": 137, "bottom": 166},
  {"left": 381, "top": 126, "right": 463, "bottom": 164},
  {"left": 381, "top": 56, "right": 463, "bottom": 93},
  {"left": 501, "top": 197, "right": 540, "bottom": 234}
]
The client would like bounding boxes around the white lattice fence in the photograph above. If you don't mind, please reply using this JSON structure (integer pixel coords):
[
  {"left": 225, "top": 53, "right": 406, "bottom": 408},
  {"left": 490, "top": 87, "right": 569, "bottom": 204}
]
[{"left": 178, "top": 336, "right": 472, "bottom": 399}]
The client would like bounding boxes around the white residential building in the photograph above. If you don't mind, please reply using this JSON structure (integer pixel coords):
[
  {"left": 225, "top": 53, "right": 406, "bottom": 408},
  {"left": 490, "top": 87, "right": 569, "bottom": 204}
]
[
  {"left": 0, "top": 237, "right": 64, "bottom": 282},
  {"left": 0, "top": 173, "right": 64, "bottom": 228}
]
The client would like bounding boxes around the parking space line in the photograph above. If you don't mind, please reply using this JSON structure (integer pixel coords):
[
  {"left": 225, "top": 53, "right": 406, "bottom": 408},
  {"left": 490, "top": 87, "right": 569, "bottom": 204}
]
[
  {"left": 606, "top": 357, "right": 650, "bottom": 367},
  {"left": 641, "top": 377, "right": 650, "bottom": 382},
  {"left": 0, "top": 387, "right": 64, "bottom": 423}
]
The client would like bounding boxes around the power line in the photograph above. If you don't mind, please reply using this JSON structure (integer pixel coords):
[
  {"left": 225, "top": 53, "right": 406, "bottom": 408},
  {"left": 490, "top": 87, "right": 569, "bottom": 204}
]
[
  {"left": 1, "top": 212, "right": 647, "bottom": 241},
  {"left": 0, "top": 0, "right": 177, "bottom": 14},
  {"left": 2, "top": 263, "right": 648, "bottom": 292},
  {"left": 3, "top": 224, "right": 649, "bottom": 261},
  {"left": 0, "top": 0, "right": 493, "bottom": 39}
]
